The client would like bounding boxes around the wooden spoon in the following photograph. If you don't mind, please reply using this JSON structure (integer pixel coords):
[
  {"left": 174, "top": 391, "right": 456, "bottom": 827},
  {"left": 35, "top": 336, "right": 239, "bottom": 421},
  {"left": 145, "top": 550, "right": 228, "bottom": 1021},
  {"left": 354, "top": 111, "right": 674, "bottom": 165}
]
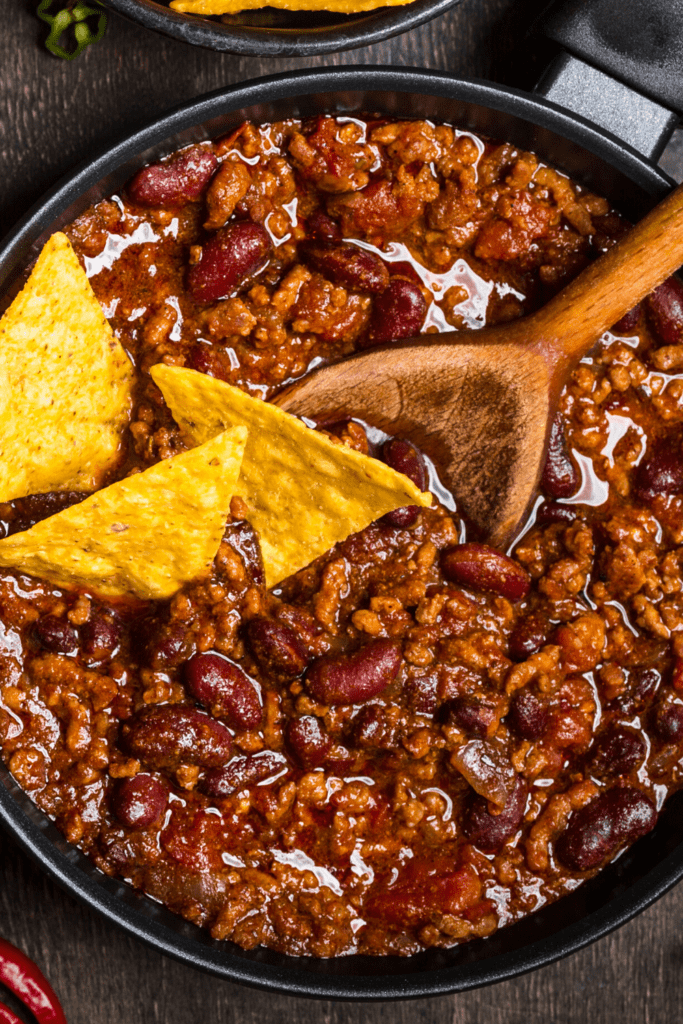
[{"left": 275, "top": 182, "right": 683, "bottom": 548}]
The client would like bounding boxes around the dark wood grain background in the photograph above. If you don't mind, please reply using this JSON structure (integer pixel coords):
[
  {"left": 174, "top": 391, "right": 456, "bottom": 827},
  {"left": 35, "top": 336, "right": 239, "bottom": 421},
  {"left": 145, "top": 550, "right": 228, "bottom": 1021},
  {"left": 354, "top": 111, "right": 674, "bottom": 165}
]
[{"left": 2, "top": 1, "right": 683, "bottom": 1020}]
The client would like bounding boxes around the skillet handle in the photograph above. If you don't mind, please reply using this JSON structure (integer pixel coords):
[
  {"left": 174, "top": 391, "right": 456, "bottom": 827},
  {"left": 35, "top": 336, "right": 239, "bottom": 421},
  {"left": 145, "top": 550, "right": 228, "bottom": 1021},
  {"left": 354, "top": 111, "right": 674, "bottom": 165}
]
[{"left": 535, "top": 0, "right": 680, "bottom": 161}]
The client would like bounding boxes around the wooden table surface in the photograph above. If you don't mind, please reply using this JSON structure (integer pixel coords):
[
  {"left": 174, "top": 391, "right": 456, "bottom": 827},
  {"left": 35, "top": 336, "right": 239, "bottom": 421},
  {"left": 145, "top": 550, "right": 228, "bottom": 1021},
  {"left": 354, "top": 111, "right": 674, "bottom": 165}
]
[{"left": 2, "top": 0, "right": 683, "bottom": 1020}]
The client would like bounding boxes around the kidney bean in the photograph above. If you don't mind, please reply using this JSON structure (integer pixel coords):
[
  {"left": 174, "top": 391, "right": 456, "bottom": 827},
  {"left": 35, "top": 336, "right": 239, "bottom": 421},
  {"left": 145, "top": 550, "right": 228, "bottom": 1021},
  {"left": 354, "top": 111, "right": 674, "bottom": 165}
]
[
  {"left": 441, "top": 543, "right": 530, "bottom": 602},
  {"left": 113, "top": 774, "right": 168, "bottom": 829},
  {"left": 285, "top": 716, "right": 332, "bottom": 768},
  {"left": 633, "top": 426, "right": 683, "bottom": 502},
  {"left": 614, "top": 666, "right": 662, "bottom": 717},
  {"left": 382, "top": 438, "right": 428, "bottom": 489},
  {"left": 300, "top": 241, "right": 389, "bottom": 294},
  {"left": 632, "top": 667, "right": 661, "bottom": 703},
  {"left": 145, "top": 621, "right": 192, "bottom": 669},
  {"left": 541, "top": 415, "right": 579, "bottom": 499},
  {"left": 652, "top": 702, "right": 683, "bottom": 743},
  {"left": 380, "top": 437, "right": 428, "bottom": 527},
  {"left": 555, "top": 786, "right": 657, "bottom": 871},
  {"left": 386, "top": 261, "right": 422, "bottom": 284},
  {"left": 188, "top": 221, "right": 272, "bottom": 304},
  {"left": 81, "top": 614, "right": 121, "bottom": 658},
  {"left": 306, "top": 211, "right": 342, "bottom": 242},
  {"left": 646, "top": 275, "right": 683, "bottom": 346},
  {"left": 184, "top": 652, "right": 262, "bottom": 730},
  {"left": 589, "top": 726, "right": 646, "bottom": 778},
  {"left": 200, "top": 751, "right": 287, "bottom": 797},
  {"left": 186, "top": 342, "right": 232, "bottom": 382},
  {"left": 362, "top": 278, "right": 427, "bottom": 348},
  {"left": 246, "top": 618, "right": 309, "bottom": 679},
  {"left": 121, "top": 706, "right": 233, "bottom": 771},
  {"left": 33, "top": 615, "right": 77, "bottom": 654},
  {"left": 380, "top": 505, "right": 419, "bottom": 528},
  {"left": 507, "top": 690, "right": 549, "bottom": 740},
  {"left": 535, "top": 500, "right": 577, "bottom": 526},
  {"left": 128, "top": 145, "right": 218, "bottom": 206},
  {"left": 508, "top": 613, "right": 550, "bottom": 662},
  {"left": 611, "top": 303, "right": 642, "bottom": 335},
  {"left": 444, "top": 696, "right": 496, "bottom": 737},
  {"left": 462, "top": 776, "right": 527, "bottom": 853},
  {"left": 306, "top": 638, "right": 402, "bottom": 706}
]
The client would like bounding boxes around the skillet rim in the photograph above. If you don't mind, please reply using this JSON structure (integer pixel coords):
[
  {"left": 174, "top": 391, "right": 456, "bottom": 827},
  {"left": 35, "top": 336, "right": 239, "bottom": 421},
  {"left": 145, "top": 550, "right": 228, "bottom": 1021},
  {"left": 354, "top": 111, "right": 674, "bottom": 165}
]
[{"left": 0, "top": 65, "right": 679, "bottom": 1000}]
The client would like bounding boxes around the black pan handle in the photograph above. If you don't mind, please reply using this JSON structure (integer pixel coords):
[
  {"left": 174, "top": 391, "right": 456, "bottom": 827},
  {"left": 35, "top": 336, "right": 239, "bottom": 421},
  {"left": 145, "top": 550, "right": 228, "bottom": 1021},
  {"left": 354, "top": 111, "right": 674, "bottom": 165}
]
[
  {"left": 534, "top": 0, "right": 681, "bottom": 162},
  {"left": 541, "top": 0, "right": 683, "bottom": 113}
]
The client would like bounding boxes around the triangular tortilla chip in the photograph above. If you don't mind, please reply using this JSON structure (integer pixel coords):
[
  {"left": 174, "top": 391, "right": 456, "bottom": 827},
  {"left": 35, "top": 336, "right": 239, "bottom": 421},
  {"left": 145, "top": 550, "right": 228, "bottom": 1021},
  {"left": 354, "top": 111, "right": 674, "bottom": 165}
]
[
  {"left": 0, "top": 426, "right": 247, "bottom": 600},
  {"left": 0, "top": 232, "right": 134, "bottom": 502},
  {"left": 151, "top": 365, "right": 432, "bottom": 588}
]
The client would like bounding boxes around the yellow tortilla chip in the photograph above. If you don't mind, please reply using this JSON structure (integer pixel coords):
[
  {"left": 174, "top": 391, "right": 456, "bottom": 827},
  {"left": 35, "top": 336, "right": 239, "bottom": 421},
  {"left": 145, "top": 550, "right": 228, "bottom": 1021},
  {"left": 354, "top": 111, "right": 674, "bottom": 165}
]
[
  {"left": 0, "top": 232, "right": 134, "bottom": 503},
  {"left": 0, "top": 427, "right": 247, "bottom": 600},
  {"left": 171, "top": 0, "right": 411, "bottom": 14},
  {"left": 151, "top": 365, "right": 431, "bottom": 588}
]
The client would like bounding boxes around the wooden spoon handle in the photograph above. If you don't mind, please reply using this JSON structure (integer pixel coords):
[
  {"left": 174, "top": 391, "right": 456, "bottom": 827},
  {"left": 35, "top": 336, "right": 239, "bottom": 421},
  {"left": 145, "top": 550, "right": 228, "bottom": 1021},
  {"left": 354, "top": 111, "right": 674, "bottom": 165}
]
[{"left": 535, "top": 180, "right": 683, "bottom": 368}]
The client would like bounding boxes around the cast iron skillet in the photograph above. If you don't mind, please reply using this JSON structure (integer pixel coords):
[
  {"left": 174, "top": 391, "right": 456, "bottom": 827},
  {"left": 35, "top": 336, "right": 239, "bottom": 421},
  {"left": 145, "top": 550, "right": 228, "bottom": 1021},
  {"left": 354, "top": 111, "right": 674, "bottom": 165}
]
[
  {"left": 101, "top": 0, "right": 461, "bottom": 56},
  {"left": 3, "top": 1, "right": 683, "bottom": 998}
]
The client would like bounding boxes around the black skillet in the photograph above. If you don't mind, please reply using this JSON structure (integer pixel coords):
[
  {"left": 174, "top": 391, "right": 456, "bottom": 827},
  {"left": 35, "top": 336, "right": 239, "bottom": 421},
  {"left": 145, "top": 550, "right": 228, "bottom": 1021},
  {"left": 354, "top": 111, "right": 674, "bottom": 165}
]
[{"left": 2, "top": 0, "right": 683, "bottom": 1000}]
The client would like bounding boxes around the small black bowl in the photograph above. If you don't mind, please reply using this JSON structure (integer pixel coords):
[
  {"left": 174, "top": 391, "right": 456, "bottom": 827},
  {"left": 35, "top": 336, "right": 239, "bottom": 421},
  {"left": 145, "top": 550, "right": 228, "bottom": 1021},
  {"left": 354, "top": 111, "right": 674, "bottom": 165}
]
[{"left": 102, "top": 0, "right": 462, "bottom": 56}]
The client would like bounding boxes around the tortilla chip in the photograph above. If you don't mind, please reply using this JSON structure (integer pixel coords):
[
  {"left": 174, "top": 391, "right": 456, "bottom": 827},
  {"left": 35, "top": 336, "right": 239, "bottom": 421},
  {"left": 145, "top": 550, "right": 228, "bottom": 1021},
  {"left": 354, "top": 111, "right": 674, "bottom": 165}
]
[
  {"left": 0, "top": 427, "right": 247, "bottom": 600},
  {"left": 0, "top": 232, "right": 134, "bottom": 503},
  {"left": 171, "top": 0, "right": 411, "bottom": 14},
  {"left": 151, "top": 365, "right": 431, "bottom": 588}
]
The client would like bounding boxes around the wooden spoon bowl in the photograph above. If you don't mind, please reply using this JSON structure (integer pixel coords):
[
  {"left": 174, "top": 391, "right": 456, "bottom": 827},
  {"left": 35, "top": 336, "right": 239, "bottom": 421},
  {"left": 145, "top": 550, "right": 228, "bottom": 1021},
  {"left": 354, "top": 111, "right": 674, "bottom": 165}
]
[{"left": 276, "top": 181, "right": 683, "bottom": 546}]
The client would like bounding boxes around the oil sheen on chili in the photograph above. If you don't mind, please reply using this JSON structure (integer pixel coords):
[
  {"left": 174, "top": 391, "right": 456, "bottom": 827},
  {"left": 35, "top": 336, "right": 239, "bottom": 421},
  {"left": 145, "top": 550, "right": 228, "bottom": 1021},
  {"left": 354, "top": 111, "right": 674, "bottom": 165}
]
[{"left": 2, "top": 115, "right": 683, "bottom": 958}]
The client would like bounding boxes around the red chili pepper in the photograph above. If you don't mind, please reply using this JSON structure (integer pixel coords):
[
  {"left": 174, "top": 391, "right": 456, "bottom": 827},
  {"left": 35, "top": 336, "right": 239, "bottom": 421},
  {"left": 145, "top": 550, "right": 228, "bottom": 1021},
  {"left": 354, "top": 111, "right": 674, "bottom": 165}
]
[
  {"left": 0, "top": 1003, "right": 22, "bottom": 1024},
  {"left": 0, "top": 939, "right": 66, "bottom": 1024}
]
